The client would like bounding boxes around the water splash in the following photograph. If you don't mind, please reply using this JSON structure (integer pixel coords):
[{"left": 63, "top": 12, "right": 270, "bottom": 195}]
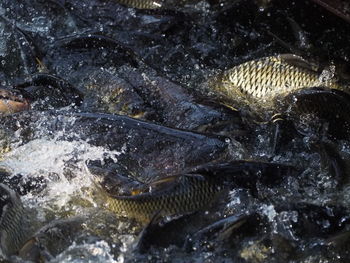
[
  {"left": 51, "top": 240, "right": 117, "bottom": 263},
  {"left": 0, "top": 138, "right": 121, "bottom": 212}
]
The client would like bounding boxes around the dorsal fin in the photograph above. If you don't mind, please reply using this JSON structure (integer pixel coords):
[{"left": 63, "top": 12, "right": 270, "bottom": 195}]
[
  {"left": 278, "top": 54, "right": 318, "bottom": 72},
  {"left": 148, "top": 174, "right": 205, "bottom": 193}
]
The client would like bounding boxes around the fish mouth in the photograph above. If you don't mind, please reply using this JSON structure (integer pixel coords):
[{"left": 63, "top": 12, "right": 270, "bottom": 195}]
[{"left": 0, "top": 88, "right": 30, "bottom": 114}]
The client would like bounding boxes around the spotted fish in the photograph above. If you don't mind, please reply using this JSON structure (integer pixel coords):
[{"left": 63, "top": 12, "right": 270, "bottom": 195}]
[{"left": 216, "top": 54, "right": 341, "bottom": 105}]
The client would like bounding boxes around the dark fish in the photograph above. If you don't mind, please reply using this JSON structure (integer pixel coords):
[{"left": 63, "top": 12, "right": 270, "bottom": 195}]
[
  {"left": 15, "top": 73, "right": 83, "bottom": 109},
  {"left": 0, "top": 184, "right": 31, "bottom": 256},
  {"left": 52, "top": 34, "right": 138, "bottom": 68},
  {"left": 118, "top": 66, "right": 245, "bottom": 133},
  {"left": 0, "top": 111, "right": 231, "bottom": 181},
  {"left": 276, "top": 87, "right": 350, "bottom": 140},
  {"left": 310, "top": 0, "right": 350, "bottom": 23},
  {"left": 274, "top": 202, "right": 350, "bottom": 240},
  {"left": 18, "top": 216, "right": 86, "bottom": 262},
  {"left": 136, "top": 212, "right": 255, "bottom": 252},
  {"left": 214, "top": 54, "right": 341, "bottom": 106}
]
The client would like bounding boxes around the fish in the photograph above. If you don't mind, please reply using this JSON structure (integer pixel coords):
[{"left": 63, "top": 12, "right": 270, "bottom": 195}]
[
  {"left": 15, "top": 73, "right": 83, "bottom": 109},
  {"left": 115, "top": 0, "right": 164, "bottom": 9},
  {"left": 215, "top": 54, "right": 341, "bottom": 106},
  {"left": 0, "top": 111, "right": 231, "bottom": 182},
  {"left": 0, "top": 88, "right": 30, "bottom": 114},
  {"left": 103, "top": 173, "right": 222, "bottom": 222},
  {"left": 0, "top": 184, "right": 31, "bottom": 257},
  {"left": 115, "top": 0, "right": 195, "bottom": 9},
  {"left": 276, "top": 87, "right": 350, "bottom": 140},
  {"left": 94, "top": 161, "right": 297, "bottom": 221}
]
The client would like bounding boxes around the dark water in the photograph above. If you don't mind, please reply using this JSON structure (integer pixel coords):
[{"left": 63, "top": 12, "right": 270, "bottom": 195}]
[{"left": 0, "top": 0, "right": 350, "bottom": 262}]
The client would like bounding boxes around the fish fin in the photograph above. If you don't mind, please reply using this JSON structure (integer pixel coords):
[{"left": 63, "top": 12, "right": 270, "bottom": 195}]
[
  {"left": 0, "top": 183, "right": 21, "bottom": 204},
  {"left": 135, "top": 209, "right": 164, "bottom": 252},
  {"left": 88, "top": 164, "right": 143, "bottom": 196},
  {"left": 147, "top": 175, "right": 186, "bottom": 193},
  {"left": 267, "top": 31, "right": 301, "bottom": 55},
  {"left": 18, "top": 237, "right": 53, "bottom": 262},
  {"left": 279, "top": 54, "right": 318, "bottom": 71},
  {"left": 135, "top": 174, "right": 206, "bottom": 195},
  {"left": 191, "top": 161, "right": 298, "bottom": 187}
]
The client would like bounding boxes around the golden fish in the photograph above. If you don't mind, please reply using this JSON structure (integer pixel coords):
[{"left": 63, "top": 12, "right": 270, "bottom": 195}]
[{"left": 215, "top": 54, "right": 341, "bottom": 106}]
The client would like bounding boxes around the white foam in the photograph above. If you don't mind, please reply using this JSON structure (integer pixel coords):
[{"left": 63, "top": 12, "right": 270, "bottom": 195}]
[
  {"left": 0, "top": 138, "right": 121, "bottom": 211},
  {"left": 51, "top": 240, "right": 117, "bottom": 263}
]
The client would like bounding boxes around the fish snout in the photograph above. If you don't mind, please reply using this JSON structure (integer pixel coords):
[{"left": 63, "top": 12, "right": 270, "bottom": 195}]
[{"left": 0, "top": 88, "right": 30, "bottom": 114}]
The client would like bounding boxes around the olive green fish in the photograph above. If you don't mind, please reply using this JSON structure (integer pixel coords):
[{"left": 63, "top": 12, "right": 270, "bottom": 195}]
[
  {"left": 0, "top": 184, "right": 31, "bottom": 256},
  {"left": 103, "top": 174, "right": 222, "bottom": 222},
  {"left": 94, "top": 161, "right": 297, "bottom": 222},
  {"left": 216, "top": 54, "right": 341, "bottom": 105}
]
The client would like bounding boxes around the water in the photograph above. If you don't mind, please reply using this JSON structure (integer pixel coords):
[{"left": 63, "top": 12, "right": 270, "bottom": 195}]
[
  {"left": 1, "top": 138, "right": 119, "bottom": 210},
  {"left": 0, "top": 0, "right": 349, "bottom": 262}
]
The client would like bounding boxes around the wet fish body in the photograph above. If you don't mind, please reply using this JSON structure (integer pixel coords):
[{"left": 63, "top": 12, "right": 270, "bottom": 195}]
[
  {"left": 0, "top": 111, "right": 231, "bottom": 181},
  {"left": 0, "top": 184, "right": 30, "bottom": 256},
  {"left": 116, "top": 0, "right": 164, "bottom": 9},
  {"left": 217, "top": 54, "right": 340, "bottom": 104},
  {"left": 100, "top": 161, "right": 297, "bottom": 221},
  {"left": 106, "top": 174, "right": 221, "bottom": 221}
]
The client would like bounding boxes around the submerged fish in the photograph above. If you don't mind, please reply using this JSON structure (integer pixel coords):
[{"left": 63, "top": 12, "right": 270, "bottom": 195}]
[
  {"left": 0, "top": 184, "right": 31, "bottom": 256},
  {"left": 215, "top": 54, "right": 341, "bottom": 106}
]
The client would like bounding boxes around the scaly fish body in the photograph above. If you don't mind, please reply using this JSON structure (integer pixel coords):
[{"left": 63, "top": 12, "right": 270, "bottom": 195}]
[
  {"left": 105, "top": 174, "right": 221, "bottom": 221},
  {"left": 115, "top": 0, "right": 164, "bottom": 9},
  {"left": 217, "top": 54, "right": 341, "bottom": 105},
  {"left": 115, "top": 0, "right": 193, "bottom": 9},
  {"left": 95, "top": 161, "right": 297, "bottom": 222},
  {"left": 0, "top": 184, "right": 31, "bottom": 256}
]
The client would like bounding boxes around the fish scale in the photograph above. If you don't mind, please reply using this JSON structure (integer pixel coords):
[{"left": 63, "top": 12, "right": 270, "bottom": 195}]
[
  {"left": 106, "top": 175, "right": 221, "bottom": 221},
  {"left": 0, "top": 184, "right": 31, "bottom": 256},
  {"left": 115, "top": 0, "right": 163, "bottom": 9},
  {"left": 219, "top": 55, "right": 341, "bottom": 104}
]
